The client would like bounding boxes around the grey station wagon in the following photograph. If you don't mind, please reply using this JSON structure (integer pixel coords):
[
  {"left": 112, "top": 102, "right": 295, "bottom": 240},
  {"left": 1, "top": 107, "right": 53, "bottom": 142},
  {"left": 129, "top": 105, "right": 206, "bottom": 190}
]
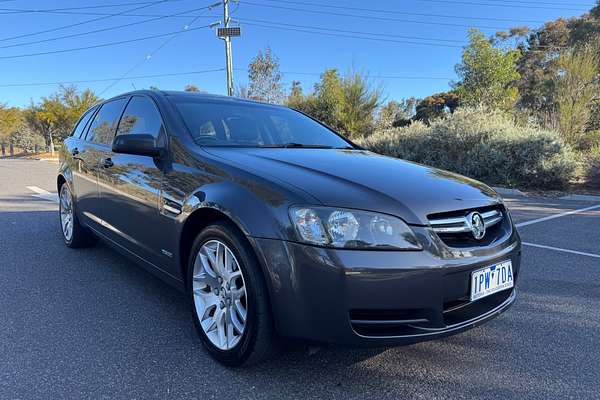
[{"left": 58, "top": 90, "right": 521, "bottom": 366}]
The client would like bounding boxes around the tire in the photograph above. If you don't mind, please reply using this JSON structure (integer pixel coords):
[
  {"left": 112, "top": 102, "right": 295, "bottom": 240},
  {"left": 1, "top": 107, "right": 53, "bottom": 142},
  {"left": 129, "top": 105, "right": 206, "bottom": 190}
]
[
  {"left": 188, "top": 221, "right": 278, "bottom": 366},
  {"left": 58, "top": 183, "right": 97, "bottom": 248}
]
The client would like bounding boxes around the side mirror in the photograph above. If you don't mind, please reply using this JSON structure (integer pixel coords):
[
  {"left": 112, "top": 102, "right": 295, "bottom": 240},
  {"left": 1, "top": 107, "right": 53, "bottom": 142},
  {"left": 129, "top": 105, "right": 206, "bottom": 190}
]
[{"left": 112, "top": 134, "right": 161, "bottom": 157}]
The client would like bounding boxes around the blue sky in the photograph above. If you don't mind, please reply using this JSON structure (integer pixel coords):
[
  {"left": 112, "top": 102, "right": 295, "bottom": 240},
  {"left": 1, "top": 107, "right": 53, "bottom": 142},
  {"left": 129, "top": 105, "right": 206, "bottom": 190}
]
[{"left": 0, "top": 0, "right": 595, "bottom": 107}]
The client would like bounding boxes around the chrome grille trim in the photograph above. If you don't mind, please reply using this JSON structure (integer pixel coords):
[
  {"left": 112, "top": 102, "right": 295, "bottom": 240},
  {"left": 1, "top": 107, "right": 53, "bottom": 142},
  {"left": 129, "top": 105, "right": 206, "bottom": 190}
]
[{"left": 429, "top": 209, "right": 503, "bottom": 234}]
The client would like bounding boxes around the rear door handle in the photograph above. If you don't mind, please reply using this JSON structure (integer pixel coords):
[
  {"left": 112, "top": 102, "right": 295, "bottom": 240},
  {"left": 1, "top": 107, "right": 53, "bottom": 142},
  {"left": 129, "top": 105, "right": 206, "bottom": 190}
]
[{"left": 102, "top": 158, "right": 114, "bottom": 168}]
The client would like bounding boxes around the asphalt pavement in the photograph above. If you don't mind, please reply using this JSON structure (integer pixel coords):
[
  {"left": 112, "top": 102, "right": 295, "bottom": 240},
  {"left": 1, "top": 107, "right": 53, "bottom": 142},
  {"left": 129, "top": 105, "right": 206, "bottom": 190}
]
[{"left": 1, "top": 159, "right": 599, "bottom": 400}]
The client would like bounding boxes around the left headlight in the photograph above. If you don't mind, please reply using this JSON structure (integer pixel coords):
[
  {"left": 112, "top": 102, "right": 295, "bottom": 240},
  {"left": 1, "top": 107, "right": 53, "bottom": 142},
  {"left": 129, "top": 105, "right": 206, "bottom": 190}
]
[{"left": 289, "top": 206, "right": 422, "bottom": 250}]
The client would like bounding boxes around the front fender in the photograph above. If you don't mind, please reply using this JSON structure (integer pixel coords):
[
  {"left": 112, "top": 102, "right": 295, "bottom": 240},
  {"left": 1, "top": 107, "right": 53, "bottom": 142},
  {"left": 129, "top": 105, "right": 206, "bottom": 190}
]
[{"left": 181, "top": 180, "right": 294, "bottom": 240}]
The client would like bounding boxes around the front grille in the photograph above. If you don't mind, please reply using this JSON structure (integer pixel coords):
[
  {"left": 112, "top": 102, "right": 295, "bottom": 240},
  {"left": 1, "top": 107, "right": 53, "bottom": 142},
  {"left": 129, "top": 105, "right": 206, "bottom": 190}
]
[{"left": 428, "top": 205, "right": 509, "bottom": 248}]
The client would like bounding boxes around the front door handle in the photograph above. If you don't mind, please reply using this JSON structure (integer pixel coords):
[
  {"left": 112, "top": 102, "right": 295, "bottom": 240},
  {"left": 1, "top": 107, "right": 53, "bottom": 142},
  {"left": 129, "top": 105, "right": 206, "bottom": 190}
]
[{"left": 102, "top": 158, "right": 114, "bottom": 168}]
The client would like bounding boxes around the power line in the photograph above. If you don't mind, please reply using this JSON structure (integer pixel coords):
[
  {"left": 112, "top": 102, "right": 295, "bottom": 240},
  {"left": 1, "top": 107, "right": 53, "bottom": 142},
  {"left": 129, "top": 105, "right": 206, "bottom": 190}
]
[
  {"left": 241, "top": 21, "right": 462, "bottom": 48},
  {"left": 238, "top": 17, "right": 465, "bottom": 43},
  {"left": 242, "top": 69, "right": 455, "bottom": 80},
  {"left": 0, "top": 5, "right": 216, "bottom": 49},
  {"left": 251, "top": 0, "right": 549, "bottom": 25},
  {"left": 0, "top": 9, "right": 218, "bottom": 19},
  {"left": 0, "top": 24, "right": 212, "bottom": 60},
  {"left": 240, "top": 1, "right": 511, "bottom": 30},
  {"left": 414, "top": 0, "right": 590, "bottom": 12},
  {"left": 0, "top": 68, "right": 225, "bottom": 88},
  {"left": 240, "top": 19, "right": 569, "bottom": 51},
  {"left": 0, "top": 68, "right": 456, "bottom": 88},
  {"left": 419, "top": 0, "right": 595, "bottom": 7},
  {"left": 0, "top": 2, "right": 165, "bottom": 14},
  {"left": 3, "top": 4, "right": 591, "bottom": 29},
  {"left": 0, "top": 0, "right": 184, "bottom": 42},
  {"left": 98, "top": 8, "right": 213, "bottom": 96}
]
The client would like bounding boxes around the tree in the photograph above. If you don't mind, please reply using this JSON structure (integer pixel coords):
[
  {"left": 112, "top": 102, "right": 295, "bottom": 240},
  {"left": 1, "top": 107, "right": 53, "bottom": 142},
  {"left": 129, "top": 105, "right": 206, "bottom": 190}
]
[
  {"left": 311, "top": 69, "right": 345, "bottom": 131},
  {"left": 377, "top": 98, "right": 418, "bottom": 129},
  {"left": 26, "top": 85, "right": 100, "bottom": 154},
  {"left": 184, "top": 84, "right": 201, "bottom": 92},
  {"left": 568, "top": 1, "right": 600, "bottom": 48},
  {"left": 0, "top": 105, "right": 22, "bottom": 156},
  {"left": 246, "top": 47, "right": 285, "bottom": 104},
  {"left": 9, "top": 124, "right": 44, "bottom": 153},
  {"left": 339, "top": 72, "right": 382, "bottom": 137},
  {"left": 454, "top": 28, "right": 520, "bottom": 110},
  {"left": 554, "top": 45, "right": 600, "bottom": 145},
  {"left": 287, "top": 81, "right": 303, "bottom": 106},
  {"left": 515, "top": 19, "right": 571, "bottom": 124},
  {"left": 415, "top": 92, "right": 460, "bottom": 123},
  {"left": 493, "top": 26, "right": 530, "bottom": 47},
  {"left": 284, "top": 70, "right": 382, "bottom": 137}
]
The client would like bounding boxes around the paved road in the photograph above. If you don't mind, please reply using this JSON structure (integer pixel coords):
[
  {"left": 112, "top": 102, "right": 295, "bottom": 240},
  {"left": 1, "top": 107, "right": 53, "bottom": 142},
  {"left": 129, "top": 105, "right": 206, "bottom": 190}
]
[{"left": 1, "top": 159, "right": 599, "bottom": 400}]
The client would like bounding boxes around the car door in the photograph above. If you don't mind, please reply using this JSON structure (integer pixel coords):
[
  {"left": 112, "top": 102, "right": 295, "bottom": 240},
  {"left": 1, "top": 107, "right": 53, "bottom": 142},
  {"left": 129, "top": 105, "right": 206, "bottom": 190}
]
[
  {"left": 73, "top": 99, "right": 127, "bottom": 228},
  {"left": 97, "top": 95, "right": 170, "bottom": 269}
]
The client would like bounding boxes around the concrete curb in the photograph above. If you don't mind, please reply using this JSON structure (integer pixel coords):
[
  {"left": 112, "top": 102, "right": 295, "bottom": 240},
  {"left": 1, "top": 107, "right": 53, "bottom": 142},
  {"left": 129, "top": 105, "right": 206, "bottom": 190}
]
[
  {"left": 492, "top": 187, "right": 526, "bottom": 197},
  {"left": 558, "top": 194, "right": 600, "bottom": 202},
  {"left": 493, "top": 186, "right": 600, "bottom": 202}
]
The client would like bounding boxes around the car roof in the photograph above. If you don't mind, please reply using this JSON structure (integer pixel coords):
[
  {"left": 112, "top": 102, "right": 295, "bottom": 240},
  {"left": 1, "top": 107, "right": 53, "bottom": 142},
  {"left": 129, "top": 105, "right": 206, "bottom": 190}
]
[{"left": 104, "top": 90, "right": 283, "bottom": 108}]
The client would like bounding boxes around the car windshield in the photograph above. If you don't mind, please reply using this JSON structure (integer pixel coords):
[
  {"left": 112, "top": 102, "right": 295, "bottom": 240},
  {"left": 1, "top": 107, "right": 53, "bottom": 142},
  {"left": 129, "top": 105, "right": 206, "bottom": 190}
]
[{"left": 172, "top": 98, "right": 354, "bottom": 149}]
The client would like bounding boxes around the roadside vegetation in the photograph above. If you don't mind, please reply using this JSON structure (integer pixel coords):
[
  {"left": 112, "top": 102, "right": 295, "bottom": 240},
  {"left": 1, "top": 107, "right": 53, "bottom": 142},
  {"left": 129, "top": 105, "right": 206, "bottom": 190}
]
[
  {"left": 1, "top": 2, "right": 599, "bottom": 189},
  {"left": 237, "top": 2, "right": 600, "bottom": 190}
]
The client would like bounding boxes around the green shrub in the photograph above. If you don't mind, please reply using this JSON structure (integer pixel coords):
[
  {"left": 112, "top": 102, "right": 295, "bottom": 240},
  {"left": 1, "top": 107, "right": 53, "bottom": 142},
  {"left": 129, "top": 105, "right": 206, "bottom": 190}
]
[
  {"left": 358, "top": 107, "right": 577, "bottom": 189},
  {"left": 584, "top": 147, "right": 600, "bottom": 188},
  {"left": 579, "top": 130, "right": 600, "bottom": 150}
]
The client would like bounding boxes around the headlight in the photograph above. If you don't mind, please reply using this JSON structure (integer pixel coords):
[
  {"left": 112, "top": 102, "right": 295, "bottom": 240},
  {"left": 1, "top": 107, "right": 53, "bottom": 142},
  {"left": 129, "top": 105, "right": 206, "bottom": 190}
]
[{"left": 289, "top": 207, "right": 421, "bottom": 250}]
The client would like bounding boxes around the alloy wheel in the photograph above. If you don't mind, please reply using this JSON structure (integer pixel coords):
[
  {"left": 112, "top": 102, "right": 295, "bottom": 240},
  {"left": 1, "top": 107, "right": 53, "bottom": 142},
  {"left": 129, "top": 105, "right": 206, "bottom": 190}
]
[
  {"left": 59, "top": 185, "right": 74, "bottom": 242},
  {"left": 192, "top": 240, "right": 248, "bottom": 350}
]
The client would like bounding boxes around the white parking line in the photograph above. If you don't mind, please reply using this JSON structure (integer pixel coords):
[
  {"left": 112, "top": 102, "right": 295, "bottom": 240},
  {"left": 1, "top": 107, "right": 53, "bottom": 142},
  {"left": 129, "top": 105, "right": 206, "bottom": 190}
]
[
  {"left": 516, "top": 204, "right": 600, "bottom": 228},
  {"left": 26, "top": 186, "right": 59, "bottom": 203},
  {"left": 522, "top": 242, "right": 600, "bottom": 259}
]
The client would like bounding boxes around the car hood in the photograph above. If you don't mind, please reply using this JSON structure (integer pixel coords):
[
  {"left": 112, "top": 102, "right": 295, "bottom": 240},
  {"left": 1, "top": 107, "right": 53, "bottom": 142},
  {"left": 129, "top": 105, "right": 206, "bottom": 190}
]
[{"left": 204, "top": 148, "right": 501, "bottom": 225}]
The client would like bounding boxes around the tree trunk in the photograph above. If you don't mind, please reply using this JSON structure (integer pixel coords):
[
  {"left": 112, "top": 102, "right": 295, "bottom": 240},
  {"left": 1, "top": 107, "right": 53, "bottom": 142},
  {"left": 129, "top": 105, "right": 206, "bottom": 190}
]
[
  {"left": 9, "top": 143, "right": 14, "bottom": 156},
  {"left": 48, "top": 132, "right": 55, "bottom": 156},
  {"left": 1, "top": 143, "right": 5, "bottom": 157}
]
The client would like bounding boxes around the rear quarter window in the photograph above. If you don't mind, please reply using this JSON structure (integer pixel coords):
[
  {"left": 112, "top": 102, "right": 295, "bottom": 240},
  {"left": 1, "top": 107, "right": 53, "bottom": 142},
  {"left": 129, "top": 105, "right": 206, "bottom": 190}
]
[
  {"left": 86, "top": 98, "right": 128, "bottom": 145},
  {"left": 71, "top": 107, "right": 97, "bottom": 139}
]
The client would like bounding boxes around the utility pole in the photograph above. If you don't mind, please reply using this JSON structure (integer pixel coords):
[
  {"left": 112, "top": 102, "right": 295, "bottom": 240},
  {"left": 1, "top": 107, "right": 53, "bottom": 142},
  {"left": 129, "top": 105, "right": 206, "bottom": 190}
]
[
  {"left": 223, "top": 0, "right": 234, "bottom": 96},
  {"left": 216, "top": 1, "right": 240, "bottom": 96}
]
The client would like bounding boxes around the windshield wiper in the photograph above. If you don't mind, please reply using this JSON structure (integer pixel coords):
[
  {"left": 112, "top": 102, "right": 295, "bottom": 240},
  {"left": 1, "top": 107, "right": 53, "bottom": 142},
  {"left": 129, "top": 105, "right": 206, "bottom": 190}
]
[{"left": 283, "top": 143, "right": 333, "bottom": 148}]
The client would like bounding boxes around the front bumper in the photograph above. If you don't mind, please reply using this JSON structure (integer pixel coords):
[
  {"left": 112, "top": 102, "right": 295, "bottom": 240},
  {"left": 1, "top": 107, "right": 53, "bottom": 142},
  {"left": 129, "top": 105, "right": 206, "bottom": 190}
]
[{"left": 252, "top": 230, "right": 521, "bottom": 346}]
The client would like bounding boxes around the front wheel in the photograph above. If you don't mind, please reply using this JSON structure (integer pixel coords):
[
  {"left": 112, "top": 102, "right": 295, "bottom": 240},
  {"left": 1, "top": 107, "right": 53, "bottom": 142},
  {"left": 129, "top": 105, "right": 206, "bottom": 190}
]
[
  {"left": 59, "top": 183, "right": 97, "bottom": 248},
  {"left": 188, "top": 222, "right": 277, "bottom": 366}
]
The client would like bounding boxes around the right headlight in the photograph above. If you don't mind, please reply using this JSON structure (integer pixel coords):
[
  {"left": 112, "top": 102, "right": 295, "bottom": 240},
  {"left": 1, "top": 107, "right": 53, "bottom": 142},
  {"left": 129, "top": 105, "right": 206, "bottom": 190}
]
[{"left": 289, "top": 206, "right": 422, "bottom": 250}]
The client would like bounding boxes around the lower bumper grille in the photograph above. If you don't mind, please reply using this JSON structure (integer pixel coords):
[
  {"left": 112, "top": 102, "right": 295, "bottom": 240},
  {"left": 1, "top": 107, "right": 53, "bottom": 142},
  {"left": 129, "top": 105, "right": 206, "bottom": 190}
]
[
  {"left": 349, "top": 309, "right": 431, "bottom": 337},
  {"left": 349, "top": 289, "right": 514, "bottom": 338}
]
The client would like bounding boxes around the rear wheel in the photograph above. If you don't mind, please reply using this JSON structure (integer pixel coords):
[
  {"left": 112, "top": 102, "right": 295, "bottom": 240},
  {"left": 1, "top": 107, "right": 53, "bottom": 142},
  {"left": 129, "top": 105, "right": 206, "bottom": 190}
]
[
  {"left": 59, "top": 183, "right": 97, "bottom": 248},
  {"left": 188, "top": 222, "right": 277, "bottom": 366}
]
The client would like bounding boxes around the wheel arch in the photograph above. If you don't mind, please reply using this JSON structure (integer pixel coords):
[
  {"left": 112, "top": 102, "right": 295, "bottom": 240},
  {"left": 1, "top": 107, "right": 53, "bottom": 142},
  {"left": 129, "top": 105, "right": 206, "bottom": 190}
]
[
  {"left": 57, "top": 174, "right": 67, "bottom": 193},
  {"left": 178, "top": 206, "right": 274, "bottom": 302}
]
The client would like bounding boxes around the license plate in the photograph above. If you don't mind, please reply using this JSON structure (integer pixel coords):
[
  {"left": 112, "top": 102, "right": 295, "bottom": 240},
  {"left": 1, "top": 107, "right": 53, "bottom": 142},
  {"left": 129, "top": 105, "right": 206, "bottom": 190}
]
[{"left": 470, "top": 261, "right": 514, "bottom": 301}]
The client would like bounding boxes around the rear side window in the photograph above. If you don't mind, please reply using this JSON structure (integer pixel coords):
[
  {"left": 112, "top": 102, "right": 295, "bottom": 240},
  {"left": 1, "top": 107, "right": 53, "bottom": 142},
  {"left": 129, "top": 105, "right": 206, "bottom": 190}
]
[
  {"left": 71, "top": 107, "right": 96, "bottom": 139},
  {"left": 116, "top": 96, "right": 163, "bottom": 138},
  {"left": 86, "top": 98, "right": 127, "bottom": 145}
]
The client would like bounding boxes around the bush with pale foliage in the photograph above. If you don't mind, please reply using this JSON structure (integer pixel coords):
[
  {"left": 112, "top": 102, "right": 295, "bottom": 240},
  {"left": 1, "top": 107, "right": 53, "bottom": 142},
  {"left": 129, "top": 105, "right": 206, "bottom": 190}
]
[{"left": 358, "top": 107, "right": 577, "bottom": 189}]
